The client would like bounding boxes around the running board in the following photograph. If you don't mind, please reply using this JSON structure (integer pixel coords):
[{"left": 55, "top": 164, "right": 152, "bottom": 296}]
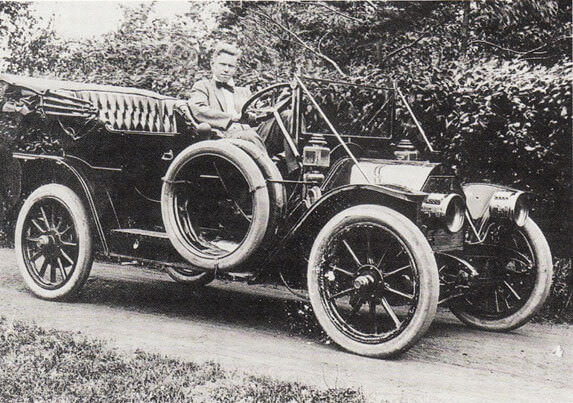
[
  {"left": 107, "top": 229, "right": 261, "bottom": 282},
  {"left": 108, "top": 227, "right": 182, "bottom": 264},
  {"left": 111, "top": 228, "right": 170, "bottom": 238}
]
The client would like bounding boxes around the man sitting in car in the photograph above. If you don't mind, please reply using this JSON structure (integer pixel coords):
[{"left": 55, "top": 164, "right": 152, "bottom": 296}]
[{"left": 182, "top": 42, "right": 298, "bottom": 174}]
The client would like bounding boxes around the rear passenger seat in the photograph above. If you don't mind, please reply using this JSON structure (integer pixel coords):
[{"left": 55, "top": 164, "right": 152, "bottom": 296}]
[
  {"left": 0, "top": 73, "right": 181, "bottom": 135},
  {"left": 65, "top": 90, "right": 179, "bottom": 134}
]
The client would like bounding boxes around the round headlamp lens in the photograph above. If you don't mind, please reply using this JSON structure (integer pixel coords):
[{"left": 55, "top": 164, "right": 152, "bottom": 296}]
[{"left": 445, "top": 195, "right": 465, "bottom": 233}]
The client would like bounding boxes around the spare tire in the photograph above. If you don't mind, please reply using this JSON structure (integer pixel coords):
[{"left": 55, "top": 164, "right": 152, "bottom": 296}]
[
  {"left": 228, "top": 139, "right": 286, "bottom": 239},
  {"left": 161, "top": 140, "right": 270, "bottom": 271}
]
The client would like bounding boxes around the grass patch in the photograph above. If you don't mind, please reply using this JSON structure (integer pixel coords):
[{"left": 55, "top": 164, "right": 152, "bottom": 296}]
[{"left": 0, "top": 317, "right": 364, "bottom": 402}]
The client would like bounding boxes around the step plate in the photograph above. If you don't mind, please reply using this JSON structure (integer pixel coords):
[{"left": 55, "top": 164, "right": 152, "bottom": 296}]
[{"left": 108, "top": 228, "right": 185, "bottom": 265}]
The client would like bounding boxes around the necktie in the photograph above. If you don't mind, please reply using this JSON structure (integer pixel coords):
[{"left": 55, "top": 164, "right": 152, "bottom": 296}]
[
  {"left": 216, "top": 81, "right": 236, "bottom": 113},
  {"left": 215, "top": 81, "right": 235, "bottom": 92}
]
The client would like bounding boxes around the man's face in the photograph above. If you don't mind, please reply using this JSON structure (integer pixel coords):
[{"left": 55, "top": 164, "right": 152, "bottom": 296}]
[{"left": 211, "top": 52, "right": 238, "bottom": 83}]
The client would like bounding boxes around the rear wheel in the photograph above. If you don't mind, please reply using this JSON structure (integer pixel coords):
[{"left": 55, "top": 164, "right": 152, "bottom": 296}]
[
  {"left": 449, "top": 218, "right": 552, "bottom": 331},
  {"left": 308, "top": 205, "right": 439, "bottom": 357},
  {"left": 15, "top": 184, "right": 93, "bottom": 300},
  {"left": 165, "top": 265, "right": 214, "bottom": 286}
]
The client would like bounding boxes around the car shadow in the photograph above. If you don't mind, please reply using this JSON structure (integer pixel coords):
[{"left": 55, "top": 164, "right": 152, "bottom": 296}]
[
  {"left": 12, "top": 263, "right": 521, "bottom": 362},
  {"left": 78, "top": 267, "right": 480, "bottom": 344},
  {"left": 78, "top": 272, "right": 323, "bottom": 340}
]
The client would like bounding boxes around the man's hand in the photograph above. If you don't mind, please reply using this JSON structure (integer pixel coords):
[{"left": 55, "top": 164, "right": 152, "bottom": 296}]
[
  {"left": 234, "top": 111, "right": 262, "bottom": 127},
  {"left": 244, "top": 111, "right": 260, "bottom": 126},
  {"left": 245, "top": 109, "right": 275, "bottom": 125},
  {"left": 175, "top": 100, "right": 193, "bottom": 121}
]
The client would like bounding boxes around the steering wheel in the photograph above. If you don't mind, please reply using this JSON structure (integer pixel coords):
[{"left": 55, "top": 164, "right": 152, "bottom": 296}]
[{"left": 240, "top": 83, "right": 292, "bottom": 124}]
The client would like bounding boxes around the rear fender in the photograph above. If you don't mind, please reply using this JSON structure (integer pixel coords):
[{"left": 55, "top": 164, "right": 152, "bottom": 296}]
[{"left": 14, "top": 153, "right": 117, "bottom": 254}]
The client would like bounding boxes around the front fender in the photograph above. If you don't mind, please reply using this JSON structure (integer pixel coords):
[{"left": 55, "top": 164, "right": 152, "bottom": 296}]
[{"left": 283, "top": 184, "right": 424, "bottom": 247}]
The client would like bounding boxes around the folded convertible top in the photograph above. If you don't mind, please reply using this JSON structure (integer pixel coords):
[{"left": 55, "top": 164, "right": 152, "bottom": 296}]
[
  {"left": 0, "top": 73, "right": 172, "bottom": 100},
  {"left": 0, "top": 73, "right": 179, "bottom": 134}
]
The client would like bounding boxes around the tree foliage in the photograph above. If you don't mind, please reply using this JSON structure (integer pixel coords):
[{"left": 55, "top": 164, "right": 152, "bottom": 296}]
[
  {"left": 0, "top": 2, "right": 59, "bottom": 73},
  {"left": 412, "top": 59, "right": 571, "bottom": 217}
]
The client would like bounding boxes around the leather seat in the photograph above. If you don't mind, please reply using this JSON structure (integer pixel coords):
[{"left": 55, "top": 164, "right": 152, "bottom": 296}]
[{"left": 69, "top": 90, "right": 179, "bottom": 134}]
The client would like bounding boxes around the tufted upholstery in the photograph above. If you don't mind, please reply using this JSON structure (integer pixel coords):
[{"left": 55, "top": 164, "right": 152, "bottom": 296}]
[
  {"left": 0, "top": 74, "right": 181, "bottom": 135},
  {"left": 67, "top": 90, "right": 179, "bottom": 134}
]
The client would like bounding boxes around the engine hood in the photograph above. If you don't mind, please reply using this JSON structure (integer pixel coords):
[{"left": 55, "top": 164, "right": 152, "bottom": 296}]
[{"left": 323, "top": 158, "right": 444, "bottom": 193}]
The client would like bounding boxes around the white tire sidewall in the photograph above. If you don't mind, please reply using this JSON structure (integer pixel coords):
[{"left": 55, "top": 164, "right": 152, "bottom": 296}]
[
  {"left": 15, "top": 184, "right": 93, "bottom": 300},
  {"left": 308, "top": 204, "right": 439, "bottom": 357},
  {"left": 161, "top": 140, "right": 270, "bottom": 271},
  {"left": 165, "top": 265, "right": 214, "bottom": 285},
  {"left": 452, "top": 218, "right": 553, "bottom": 331}
]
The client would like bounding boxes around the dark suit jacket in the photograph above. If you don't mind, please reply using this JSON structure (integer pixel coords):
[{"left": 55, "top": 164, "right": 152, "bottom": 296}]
[{"left": 188, "top": 78, "right": 252, "bottom": 130}]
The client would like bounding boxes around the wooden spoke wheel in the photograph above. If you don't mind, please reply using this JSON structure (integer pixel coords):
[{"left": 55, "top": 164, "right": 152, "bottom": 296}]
[
  {"left": 308, "top": 205, "right": 439, "bottom": 357},
  {"left": 15, "top": 184, "right": 93, "bottom": 300},
  {"left": 449, "top": 218, "right": 553, "bottom": 331}
]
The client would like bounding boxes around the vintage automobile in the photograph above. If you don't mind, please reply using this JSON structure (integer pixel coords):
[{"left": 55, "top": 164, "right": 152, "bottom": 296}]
[{"left": 0, "top": 73, "right": 553, "bottom": 358}]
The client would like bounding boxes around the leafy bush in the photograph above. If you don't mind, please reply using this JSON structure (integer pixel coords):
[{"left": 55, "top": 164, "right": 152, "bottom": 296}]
[
  {"left": 410, "top": 58, "right": 572, "bottom": 254},
  {"left": 535, "top": 258, "right": 573, "bottom": 322}
]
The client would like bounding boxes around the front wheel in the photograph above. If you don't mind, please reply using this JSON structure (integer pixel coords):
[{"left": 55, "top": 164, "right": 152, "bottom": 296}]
[
  {"left": 15, "top": 184, "right": 93, "bottom": 300},
  {"left": 307, "top": 205, "right": 439, "bottom": 358},
  {"left": 449, "top": 218, "right": 553, "bottom": 331}
]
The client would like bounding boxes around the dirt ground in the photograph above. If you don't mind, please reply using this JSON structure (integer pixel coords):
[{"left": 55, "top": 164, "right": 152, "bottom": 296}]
[{"left": 0, "top": 247, "right": 571, "bottom": 402}]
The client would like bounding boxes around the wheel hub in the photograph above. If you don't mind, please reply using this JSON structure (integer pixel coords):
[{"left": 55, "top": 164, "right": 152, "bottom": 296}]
[
  {"left": 353, "top": 265, "right": 383, "bottom": 294},
  {"left": 36, "top": 233, "right": 60, "bottom": 256},
  {"left": 37, "top": 235, "right": 53, "bottom": 247},
  {"left": 353, "top": 274, "right": 375, "bottom": 289}
]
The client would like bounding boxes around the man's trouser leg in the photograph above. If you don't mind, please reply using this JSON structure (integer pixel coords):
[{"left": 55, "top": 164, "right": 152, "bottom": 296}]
[
  {"left": 222, "top": 126, "right": 266, "bottom": 151},
  {"left": 257, "top": 110, "right": 298, "bottom": 173}
]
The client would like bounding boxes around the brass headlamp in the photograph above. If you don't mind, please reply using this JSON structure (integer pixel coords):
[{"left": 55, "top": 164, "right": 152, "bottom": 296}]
[
  {"left": 421, "top": 193, "right": 465, "bottom": 233},
  {"left": 489, "top": 190, "right": 528, "bottom": 227}
]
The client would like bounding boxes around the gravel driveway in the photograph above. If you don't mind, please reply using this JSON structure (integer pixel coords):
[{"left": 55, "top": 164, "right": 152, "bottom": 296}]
[{"left": 0, "top": 248, "right": 571, "bottom": 402}]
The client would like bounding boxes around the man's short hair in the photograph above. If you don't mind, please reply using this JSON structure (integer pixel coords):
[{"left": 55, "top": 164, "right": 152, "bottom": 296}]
[{"left": 212, "top": 42, "right": 241, "bottom": 60}]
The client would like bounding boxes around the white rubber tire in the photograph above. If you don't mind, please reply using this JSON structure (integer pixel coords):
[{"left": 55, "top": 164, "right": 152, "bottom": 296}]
[
  {"left": 161, "top": 140, "right": 270, "bottom": 271},
  {"left": 308, "top": 205, "right": 439, "bottom": 358},
  {"left": 228, "top": 138, "right": 286, "bottom": 238},
  {"left": 15, "top": 184, "right": 93, "bottom": 300},
  {"left": 165, "top": 265, "right": 214, "bottom": 286},
  {"left": 450, "top": 218, "right": 553, "bottom": 331}
]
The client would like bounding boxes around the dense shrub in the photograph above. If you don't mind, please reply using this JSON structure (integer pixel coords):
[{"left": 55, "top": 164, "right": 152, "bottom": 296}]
[
  {"left": 535, "top": 258, "right": 573, "bottom": 322},
  {"left": 410, "top": 58, "right": 572, "bottom": 254}
]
